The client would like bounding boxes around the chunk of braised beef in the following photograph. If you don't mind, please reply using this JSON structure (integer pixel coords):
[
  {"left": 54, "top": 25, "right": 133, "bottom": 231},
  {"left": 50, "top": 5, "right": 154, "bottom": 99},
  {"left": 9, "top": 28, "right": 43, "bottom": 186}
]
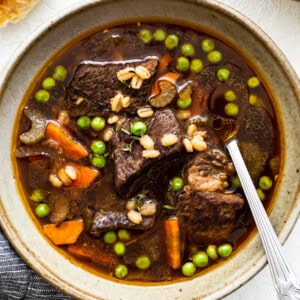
[
  {"left": 184, "top": 147, "right": 235, "bottom": 193},
  {"left": 124, "top": 264, "right": 172, "bottom": 282},
  {"left": 15, "top": 145, "right": 54, "bottom": 158},
  {"left": 66, "top": 58, "right": 158, "bottom": 117},
  {"left": 81, "top": 29, "right": 149, "bottom": 60},
  {"left": 177, "top": 191, "right": 244, "bottom": 245},
  {"left": 48, "top": 189, "right": 86, "bottom": 224},
  {"left": 112, "top": 109, "right": 186, "bottom": 198},
  {"left": 27, "top": 158, "right": 51, "bottom": 189},
  {"left": 123, "top": 224, "right": 172, "bottom": 282},
  {"left": 89, "top": 210, "right": 156, "bottom": 236},
  {"left": 176, "top": 146, "right": 244, "bottom": 245},
  {"left": 49, "top": 194, "right": 70, "bottom": 224}
]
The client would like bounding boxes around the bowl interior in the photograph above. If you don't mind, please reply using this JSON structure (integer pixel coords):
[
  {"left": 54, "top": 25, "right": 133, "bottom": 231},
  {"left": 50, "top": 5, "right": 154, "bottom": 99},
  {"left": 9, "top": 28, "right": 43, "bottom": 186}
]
[{"left": 0, "top": 0, "right": 299, "bottom": 299}]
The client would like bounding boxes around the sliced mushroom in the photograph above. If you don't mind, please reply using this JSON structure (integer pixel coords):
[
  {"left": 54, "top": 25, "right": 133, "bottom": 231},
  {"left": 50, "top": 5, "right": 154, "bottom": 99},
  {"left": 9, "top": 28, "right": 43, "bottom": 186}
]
[
  {"left": 149, "top": 72, "right": 179, "bottom": 108},
  {"left": 178, "top": 82, "right": 193, "bottom": 100},
  {"left": 19, "top": 107, "right": 47, "bottom": 145},
  {"left": 89, "top": 210, "right": 156, "bottom": 235},
  {"left": 149, "top": 80, "right": 177, "bottom": 108},
  {"left": 15, "top": 145, "right": 53, "bottom": 158},
  {"left": 49, "top": 195, "right": 70, "bottom": 224},
  {"left": 141, "top": 58, "right": 159, "bottom": 75}
]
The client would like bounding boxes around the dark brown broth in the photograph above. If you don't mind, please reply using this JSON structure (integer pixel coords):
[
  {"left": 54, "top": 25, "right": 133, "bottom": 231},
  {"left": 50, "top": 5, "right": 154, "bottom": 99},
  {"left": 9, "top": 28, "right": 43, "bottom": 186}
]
[{"left": 14, "top": 22, "right": 280, "bottom": 283}]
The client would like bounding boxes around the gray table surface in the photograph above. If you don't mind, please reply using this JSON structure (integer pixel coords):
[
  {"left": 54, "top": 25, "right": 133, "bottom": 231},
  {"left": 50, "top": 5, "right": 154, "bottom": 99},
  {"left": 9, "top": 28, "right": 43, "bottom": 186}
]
[{"left": 0, "top": 0, "right": 299, "bottom": 299}]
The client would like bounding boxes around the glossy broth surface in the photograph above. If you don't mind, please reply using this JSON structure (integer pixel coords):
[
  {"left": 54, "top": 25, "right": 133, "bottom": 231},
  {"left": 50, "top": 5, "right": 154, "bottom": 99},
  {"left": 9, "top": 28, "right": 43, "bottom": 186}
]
[{"left": 14, "top": 22, "right": 280, "bottom": 283}]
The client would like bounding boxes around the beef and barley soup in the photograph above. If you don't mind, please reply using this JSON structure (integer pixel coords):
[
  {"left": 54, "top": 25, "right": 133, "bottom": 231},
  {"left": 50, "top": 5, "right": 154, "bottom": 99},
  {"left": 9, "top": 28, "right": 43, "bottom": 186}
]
[{"left": 14, "top": 22, "right": 280, "bottom": 282}]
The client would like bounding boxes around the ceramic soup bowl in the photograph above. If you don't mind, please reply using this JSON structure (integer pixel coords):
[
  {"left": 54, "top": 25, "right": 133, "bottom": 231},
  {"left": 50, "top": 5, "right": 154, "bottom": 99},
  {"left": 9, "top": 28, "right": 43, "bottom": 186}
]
[{"left": 0, "top": 0, "right": 299, "bottom": 299}]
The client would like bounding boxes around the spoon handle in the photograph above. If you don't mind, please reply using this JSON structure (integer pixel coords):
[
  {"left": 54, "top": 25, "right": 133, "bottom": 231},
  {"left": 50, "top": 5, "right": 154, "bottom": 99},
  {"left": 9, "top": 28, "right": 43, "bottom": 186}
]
[{"left": 226, "top": 139, "right": 300, "bottom": 300}]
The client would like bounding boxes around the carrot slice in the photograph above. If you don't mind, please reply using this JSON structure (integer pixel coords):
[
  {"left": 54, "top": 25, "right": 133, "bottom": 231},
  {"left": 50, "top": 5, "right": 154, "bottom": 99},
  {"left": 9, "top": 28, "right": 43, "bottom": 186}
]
[
  {"left": 46, "top": 121, "right": 88, "bottom": 160},
  {"left": 190, "top": 86, "right": 208, "bottom": 116},
  {"left": 66, "top": 162, "right": 100, "bottom": 189},
  {"left": 157, "top": 54, "right": 173, "bottom": 73},
  {"left": 43, "top": 219, "right": 84, "bottom": 245},
  {"left": 67, "top": 243, "right": 92, "bottom": 261},
  {"left": 67, "top": 242, "right": 118, "bottom": 267},
  {"left": 163, "top": 216, "right": 181, "bottom": 269}
]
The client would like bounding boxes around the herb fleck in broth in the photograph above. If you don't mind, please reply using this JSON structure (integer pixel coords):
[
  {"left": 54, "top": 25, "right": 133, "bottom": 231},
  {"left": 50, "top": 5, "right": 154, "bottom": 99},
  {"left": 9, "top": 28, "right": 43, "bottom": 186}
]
[{"left": 14, "top": 22, "right": 281, "bottom": 283}]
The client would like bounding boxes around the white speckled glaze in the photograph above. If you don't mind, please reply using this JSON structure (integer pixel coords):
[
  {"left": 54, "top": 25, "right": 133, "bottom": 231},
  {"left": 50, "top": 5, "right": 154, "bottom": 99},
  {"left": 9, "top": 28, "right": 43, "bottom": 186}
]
[{"left": 0, "top": 1, "right": 299, "bottom": 299}]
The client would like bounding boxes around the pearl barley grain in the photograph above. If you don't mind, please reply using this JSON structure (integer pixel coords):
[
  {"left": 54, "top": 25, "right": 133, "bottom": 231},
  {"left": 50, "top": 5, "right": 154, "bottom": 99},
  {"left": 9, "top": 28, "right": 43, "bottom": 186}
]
[{"left": 161, "top": 133, "right": 178, "bottom": 147}]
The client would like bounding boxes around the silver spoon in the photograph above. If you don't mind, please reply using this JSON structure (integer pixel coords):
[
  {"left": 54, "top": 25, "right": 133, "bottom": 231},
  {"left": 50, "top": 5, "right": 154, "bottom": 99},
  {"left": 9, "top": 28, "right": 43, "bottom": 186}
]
[
  {"left": 226, "top": 139, "right": 300, "bottom": 300},
  {"left": 198, "top": 62, "right": 299, "bottom": 298}
]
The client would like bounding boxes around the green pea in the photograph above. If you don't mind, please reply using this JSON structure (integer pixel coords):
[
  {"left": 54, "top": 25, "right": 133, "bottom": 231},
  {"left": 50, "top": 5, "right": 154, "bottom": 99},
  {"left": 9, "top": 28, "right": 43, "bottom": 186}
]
[
  {"left": 42, "top": 77, "right": 56, "bottom": 90},
  {"left": 136, "top": 255, "right": 151, "bottom": 270},
  {"left": 224, "top": 90, "right": 236, "bottom": 102},
  {"left": 30, "top": 189, "right": 46, "bottom": 203},
  {"left": 181, "top": 43, "right": 195, "bottom": 57},
  {"left": 232, "top": 176, "right": 241, "bottom": 188},
  {"left": 207, "top": 50, "right": 222, "bottom": 64},
  {"left": 224, "top": 103, "right": 239, "bottom": 116},
  {"left": 76, "top": 116, "right": 91, "bottom": 130},
  {"left": 177, "top": 97, "right": 192, "bottom": 109},
  {"left": 138, "top": 29, "right": 152, "bottom": 44},
  {"left": 192, "top": 251, "right": 209, "bottom": 268},
  {"left": 131, "top": 121, "right": 147, "bottom": 136},
  {"left": 114, "top": 242, "right": 126, "bottom": 256},
  {"left": 91, "top": 140, "right": 106, "bottom": 155},
  {"left": 103, "top": 230, "right": 117, "bottom": 244},
  {"left": 35, "top": 89, "right": 50, "bottom": 103},
  {"left": 91, "top": 116, "right": 106, "bottom": 131},
  {"left": 118, "top": 229, "right": 131, "bottom": 241},
  {"left": 170, "top": 177, "right": 184, "bottom": 191},
  {"left": 249, "top": 94, "right": 258, "bottom": 105},
  {"left": 114, "top": 264, "right": 128, "bottom": 279},
  {"left": 35, "top": 203, "right": 50, "bottom": 218},
  {"left": 258, "top": 176, "right": 273, "bottom": 190},
  {"left": 247, "top": 76, "right": 260, "bottom": 88},
  {"left": 206, "top": 244, "right": 218, "bottom": 260},
  {"left": 218, "top": 243, "right": 233, "bottom": 258},
  {"left": 190, "top": 58, "right": 203, "bottom": 73},
  {"left": 182, "top": 262, "right": 196, "bottom": 277},
  {"left": 153, "top": 29, "right": 166, "bottom": 41},
  {"left": 91, "top": 155, "right": 106, "bottom": 169},
  {"left": 257, "top": 188, "right": 266, "bottom": 201},
  {"left": 176, "top": 57, "right": 190, "bottom": 72},
  {"left": 52, "top": 65, "right": 67, "bottom": 81},
  {"left": 217, "top": 68, "right": 230, "bottom": 82},
  {"left": 202, "top": 39, "right": 215, "bottom": 53},
  {"left": 165, "top": 34, "right": 179, "bottom": 50}
]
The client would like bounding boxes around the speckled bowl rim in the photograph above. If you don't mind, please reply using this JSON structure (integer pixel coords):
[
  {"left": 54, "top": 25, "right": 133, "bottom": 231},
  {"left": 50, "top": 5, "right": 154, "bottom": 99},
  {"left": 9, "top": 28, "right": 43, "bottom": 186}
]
[{"left": 0, "top": 0, "right": 299, "bottom": 299}]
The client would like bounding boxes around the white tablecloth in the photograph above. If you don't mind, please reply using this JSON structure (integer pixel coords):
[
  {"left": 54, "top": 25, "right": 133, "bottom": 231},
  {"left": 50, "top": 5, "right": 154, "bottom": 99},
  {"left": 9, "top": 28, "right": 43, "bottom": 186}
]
[{"left": 0, "top": 1, "right": 299, "bottom": 299}]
